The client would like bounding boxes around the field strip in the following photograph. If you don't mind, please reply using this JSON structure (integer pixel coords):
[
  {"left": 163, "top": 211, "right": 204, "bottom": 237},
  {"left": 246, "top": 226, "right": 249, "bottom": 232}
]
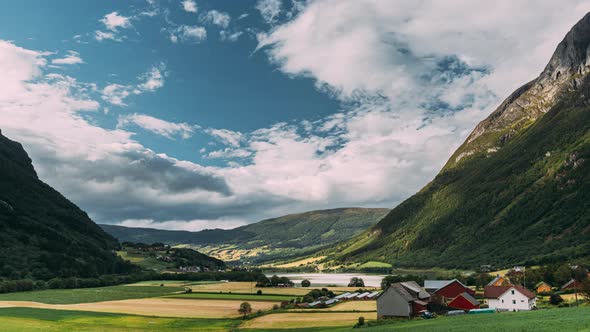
[
  {"left": 241, "top": 312, "right": 375, "bottom": 329},
  {"left": 289, "top": 301, "right": 377, "bottom": 312},
  {"left": 0, "top": 298, "right": 279, "bottom": 318}
]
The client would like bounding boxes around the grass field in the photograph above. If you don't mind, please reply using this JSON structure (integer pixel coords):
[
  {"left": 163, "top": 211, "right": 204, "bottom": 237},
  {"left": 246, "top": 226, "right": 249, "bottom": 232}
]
[
  {"left": 169, "top": 292, "right": 296, "bottom": 302},
  {"left": 0, "top": 286, "right": 184, "bottom": 304},
  {"left": 189, "top": 282, "right": 311, "bottom": 296},
  {"left": 241, "top": 312, "right": 371, "bottom": 330},
  {"left": 0, "top": 298, "right": 279, "bottom": 318},
  {"left": 0, "top": 307, "right": 237, "bottom": 332},
  {"left": 128, "top": 280, "right": 221, "bottom": 287},
  {"left": 263, "top": 256, "right": 327, "bottom": 268}
]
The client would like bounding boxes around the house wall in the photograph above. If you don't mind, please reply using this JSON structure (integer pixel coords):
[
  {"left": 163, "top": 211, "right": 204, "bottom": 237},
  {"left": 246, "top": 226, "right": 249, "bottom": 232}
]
[
  {"left": 487, "top": 288, "right": 536, "bottom": 311},
  {"left": 377, "top": 288, "right": 411, "bottom": 318},
  {"left": 448, "top": 295, "right": 479, "bottom": 310},
  {"left": 435, "top": 281, "right": 473, "bottom": 299}
]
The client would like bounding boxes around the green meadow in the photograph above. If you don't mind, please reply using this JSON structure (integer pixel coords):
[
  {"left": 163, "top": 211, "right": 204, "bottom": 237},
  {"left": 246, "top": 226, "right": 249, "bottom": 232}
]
[
  {"left": 0, "top": 307, "right": 237, "bottom": 332},
  {"left": 0, "top": 285, "right": 184, "bottom": 304}
]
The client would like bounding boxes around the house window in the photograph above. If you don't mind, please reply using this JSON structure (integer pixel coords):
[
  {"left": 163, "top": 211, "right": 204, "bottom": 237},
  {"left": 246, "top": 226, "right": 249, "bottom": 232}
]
[
  {"left": 521, "top": 300, "right": 524, "bottom": 303},
  {"left": 501, "top": 299, "right": 504, "bottom": 303},
  {"left": 511, "top": 290, "right": 515, "bottom": 295},
  {"left": 512, "top": 300, "right": 516, "bottom": 304}
]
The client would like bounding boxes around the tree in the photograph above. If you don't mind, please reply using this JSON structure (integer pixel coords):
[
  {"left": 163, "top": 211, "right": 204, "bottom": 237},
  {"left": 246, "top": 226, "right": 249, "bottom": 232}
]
[
  {"left": 579, "top": 279, "right": 590, "bottom": 304},
  {"left": 238, "top": 302, "right": 252, "bottom": 319},
  {"left": 554, "top": 265, "right": 573, "bottom": 286},
  {"left": 301, "top": 279, "right": 311, "bottom": 287},
  {"left": 549, "top": 294, "right": 564, "bottom": 306},
  {"left": 357, "top": 316, "right": 365, "bottom": 327},
  {"left": 348, "top": 277, "right": 365, "bottom": 287}
]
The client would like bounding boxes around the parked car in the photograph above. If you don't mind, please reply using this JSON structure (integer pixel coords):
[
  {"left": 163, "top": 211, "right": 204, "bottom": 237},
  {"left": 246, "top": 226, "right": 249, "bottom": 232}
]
[{"left": 419, "top": 310, "right": 435, "bottom": 319}]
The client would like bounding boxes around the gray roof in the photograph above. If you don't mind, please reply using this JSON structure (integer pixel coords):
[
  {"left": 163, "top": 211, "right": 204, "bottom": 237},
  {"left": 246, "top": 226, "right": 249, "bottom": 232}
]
[
  {"left": 357, "top": 292, "right": 371, "bottom": 298},
  {"left": 308, "top": 301, "right": 321, "bottom": 307},
  {"left": 390, "top": 283, "right": 418, "bottom": 302},
  {"left": 367, "top": 291, "right": 380, "bottom": 298},
  {"left": 334, "top": 292, "right": 351, "bottom": 299},
  {"left": 346, "top": 292, "right": 360, "bottom": 299},
  {"left": 424, "top": 280, "right": 452, "bottom": 290},
  {"left": 324, "top": 299, "right": 339, "bottom": 305}
]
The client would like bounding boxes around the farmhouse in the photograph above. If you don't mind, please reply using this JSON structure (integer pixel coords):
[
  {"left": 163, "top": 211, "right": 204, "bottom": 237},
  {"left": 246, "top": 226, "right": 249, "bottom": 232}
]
[
  {"left": 536, "top": 282, "right": 551, "bottom": 293},
  {"left": 424, "top": 279, "right": 475, "bottom": 300},
  {"left": 377, "top": 281, "right": 430, "bottom": 318},
  {"left": 488, "top": 275, "right": 510, "bottom": 287},
  {"left": 447, "top": 292, "right": 480, "bottom": 311},
  {"left": 484, "top": 285, "right": 536, "bottom": 311},
  {"left": 561, "top": 279, "right": 581, "bottom": 290}
]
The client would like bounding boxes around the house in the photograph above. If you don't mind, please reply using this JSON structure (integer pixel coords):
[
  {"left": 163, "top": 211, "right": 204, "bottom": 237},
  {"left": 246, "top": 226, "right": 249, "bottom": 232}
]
[
  {"left": 561, "top": 279, "right": 581, "bottom": 290},
  {"left": 447, "top": 292, "right": 480, "bottom": 311},
  {"left": 484, "top": 285, "right": 536, "bottom": 311},
  {"left": 424, "top": 279, "right": 475, "bottom": 300},
  {"left": 377, "top": 281, "right": 430, "bottom": 318},
  {"left": 488, "top": 275, "right": 510, "bottom": 287},
  {"left": 536, "top": 282, "right": 551, "bottom": 293}
]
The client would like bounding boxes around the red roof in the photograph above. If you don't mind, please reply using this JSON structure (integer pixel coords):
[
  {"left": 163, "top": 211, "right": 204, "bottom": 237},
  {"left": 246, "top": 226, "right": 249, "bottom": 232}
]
[{"left": 484, "top": 285, "right": 535, "bottom": 299}]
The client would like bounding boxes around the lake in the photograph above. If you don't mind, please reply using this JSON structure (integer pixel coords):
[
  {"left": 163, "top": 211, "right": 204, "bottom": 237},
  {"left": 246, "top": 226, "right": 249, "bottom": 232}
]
[{"left": 266, "top": 273, "right": 386, "bottom": 287}]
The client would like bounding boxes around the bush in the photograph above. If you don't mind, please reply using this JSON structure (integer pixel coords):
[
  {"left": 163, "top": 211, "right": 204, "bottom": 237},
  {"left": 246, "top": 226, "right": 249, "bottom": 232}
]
[
  {"left": 256, "top": 290, "right": 262, "bottom": 295},
  {"left": 549, "top": 294, "right": 564, "bottom": 305},
  {"left": 301, "top": 279, "right": 311, "bottom": 287}
]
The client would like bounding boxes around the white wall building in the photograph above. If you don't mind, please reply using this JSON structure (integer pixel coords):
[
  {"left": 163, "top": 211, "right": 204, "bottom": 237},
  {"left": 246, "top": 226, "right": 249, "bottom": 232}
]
[{"left": 484, "top": 285, "right": 536, "bottom": 311}]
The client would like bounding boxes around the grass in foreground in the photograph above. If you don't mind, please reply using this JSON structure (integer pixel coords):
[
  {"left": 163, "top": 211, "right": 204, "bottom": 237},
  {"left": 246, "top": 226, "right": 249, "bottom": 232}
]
[
  {"left": 0, "top": 285, "right": 184, "bottom": 304},
  {"left": 0, "top": 307, "right": 237, "bottom": 332},
  {"left": 168, "top": 292, "right": 296, "bottom": 302}
]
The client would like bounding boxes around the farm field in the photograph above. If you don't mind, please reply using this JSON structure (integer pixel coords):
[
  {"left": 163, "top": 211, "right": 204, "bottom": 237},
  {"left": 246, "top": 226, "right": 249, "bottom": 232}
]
[
  {"left": 0, "top": 285, "right": 184, "bottom": 304},
  {"left": 188, "top": 281, "right": 378, "bottom": 295},
  {"left": 241, "top": 312, "right": 372, "bottom": 330},
  {"left": 0, "top": 307, "right": 237, "bottom": 332},
  {"left": 0, "top": 298, "right": 279, "bottom": 318},
  {"left": 127, "top": 280, "right": 221, "bottom": 287},
  {"left": 169, "top": 292, "right": 296, "bottom": 302}
]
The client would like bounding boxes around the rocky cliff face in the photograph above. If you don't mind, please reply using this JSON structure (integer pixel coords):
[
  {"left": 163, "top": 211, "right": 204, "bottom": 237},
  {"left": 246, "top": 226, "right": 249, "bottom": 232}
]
[{"left": 448, "top": 12, "right": 590, "bottom": 167}]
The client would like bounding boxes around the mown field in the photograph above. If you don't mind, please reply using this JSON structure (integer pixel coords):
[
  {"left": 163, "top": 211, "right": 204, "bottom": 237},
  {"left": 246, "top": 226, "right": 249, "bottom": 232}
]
[
  {"left": 169, "top": 292, "right": 296, "bottom": 302},
  {"left": 0, "top": 285, "right": 184, "bottom": 304}
]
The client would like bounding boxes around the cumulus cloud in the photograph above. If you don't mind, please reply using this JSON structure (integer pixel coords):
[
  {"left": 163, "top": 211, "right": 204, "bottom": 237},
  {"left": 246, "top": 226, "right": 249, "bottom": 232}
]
[
  {"left": 204, "top": 10, "right": 231, "bottom": 28},
  {"left": 181, "top": 0, "right": 198, "bottom": 13},
  {"left": 256, "top": 0, "right": 282, "bottom": 24},
  {"left": 100, "top": 11, "right": 132, "bottom": 31},
  {"left": 0, "top": 40, "right": 233, "bottom": 226},
  {"left": 170, "top": 25, "right": 207, "bottom": 43},
  {"left": 51, "top": 51, "right": 84, "bottom": 65},
  {"left": 117, "top": 113, "right": 197, "bottom": 139},
  {"left": 206, "top": 128, "right": 243, "bottom": 147},
  {"left": 94, "top": 30, "right": 122, "bottom": 42},
  {"left": 101, "top": 63, "right": 167, "bottom": 106}
]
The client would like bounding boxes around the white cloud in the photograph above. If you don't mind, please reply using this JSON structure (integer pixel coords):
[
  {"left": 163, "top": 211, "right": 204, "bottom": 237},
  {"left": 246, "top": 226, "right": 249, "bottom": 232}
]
[
  {"left": 100, "top": 11, "right": 132, "bottom": 31},
  {"left": 94, "top": 30, "right": 122, "bottom": 42},
  {"left": 52, "top": 51, "right": 84, "bottom": 65},
  {"left": 206, "top": 128, "right": 243, "bottom": 147},
  {"left": 170, "top": 25, "right": 207, "bottom": 43},
  {"left": 220, "top": 30, "right": 243, "bottom": 42},
  {"left": 256, "top": 0, "right": 282, "bottom": 24},
  {"left": 204, "top": 10, "right": 231, "bottom": 28},
  {"left": 119, "top": 218, "right": 247, "bottom": 231},
  {"left": 118, "top": 113, "right": 196, "bottom": 139},
  {"left": 208, "top": 148, "right": 252, "bottom": 159},
  {"left": 101, "top": 64, "right": 167, "bottom": 106},
  {"left": 181, "top": 0, "right": 198, "bottom": 13}
]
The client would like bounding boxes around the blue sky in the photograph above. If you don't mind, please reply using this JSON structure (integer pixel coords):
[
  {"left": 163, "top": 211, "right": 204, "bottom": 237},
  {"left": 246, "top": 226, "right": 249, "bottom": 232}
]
[{"left": 1, "top": 0, "right": 589, "bottom": 230}]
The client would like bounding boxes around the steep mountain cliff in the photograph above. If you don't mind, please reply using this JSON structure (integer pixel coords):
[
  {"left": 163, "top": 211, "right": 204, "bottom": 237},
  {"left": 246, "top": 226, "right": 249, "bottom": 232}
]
[
  {"left": 0, "top": 131, "right": 133, "bottom": 279},
  {"left": 335, "top": 12, "right": 590, "bottom": 268}
]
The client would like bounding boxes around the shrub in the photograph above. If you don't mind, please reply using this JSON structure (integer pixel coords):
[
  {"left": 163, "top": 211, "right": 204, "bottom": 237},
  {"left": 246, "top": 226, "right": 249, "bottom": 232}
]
[
  {"left": 257, "top": 289, "right": 262, "bottom": 295},
  {"left": 301, "top": 279, "right": 311, "bottom": 287},
  {"left": 549, "top": 294, "right": 564, "bottom": 305}
]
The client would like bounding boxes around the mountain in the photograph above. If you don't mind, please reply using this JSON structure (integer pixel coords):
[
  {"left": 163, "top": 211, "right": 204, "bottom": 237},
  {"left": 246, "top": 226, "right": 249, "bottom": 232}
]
[
  {"left": 0, "top": 131, "right": 135, "bottom": 279},
  {"left": 334, "top": 12, "right": 590, "bottom": 269},
  {"left": 101, "top": 207, "right": 389, "bottom": 263}
]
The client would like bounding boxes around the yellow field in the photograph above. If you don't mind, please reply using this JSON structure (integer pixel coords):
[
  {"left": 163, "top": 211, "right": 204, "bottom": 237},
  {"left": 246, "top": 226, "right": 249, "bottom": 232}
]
[
  {"left": 188, "top": 282, "right": 379, "bottom": 297},
  {"left": 0, "top": 298, "right": 278, "bottom": 318},
  {"left": 263, "top": 256, "right": 327, "bottom": 268},
  {"left": 323, "top": 300, "right": 376, "bottom": 311},
  {"left": 241, "top": 312, "right": 374, "bottom": 329}
]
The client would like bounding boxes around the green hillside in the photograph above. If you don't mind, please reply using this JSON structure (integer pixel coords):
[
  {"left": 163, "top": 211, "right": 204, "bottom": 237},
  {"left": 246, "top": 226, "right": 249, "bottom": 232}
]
[
  {"left": 334, "top": 13, "right": 590, "bottom": 269},
  {"left": 0, "top": 131, "right": 135, "bottom": 279},
  {"left": 101, "top": 208, "right": 389, "bottom": 264}
]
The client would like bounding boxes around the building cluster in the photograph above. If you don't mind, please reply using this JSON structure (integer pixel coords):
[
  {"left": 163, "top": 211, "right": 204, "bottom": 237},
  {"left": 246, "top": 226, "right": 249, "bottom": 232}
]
[{"left": 303, "top": 290, "right": 381, "bottom": 308}]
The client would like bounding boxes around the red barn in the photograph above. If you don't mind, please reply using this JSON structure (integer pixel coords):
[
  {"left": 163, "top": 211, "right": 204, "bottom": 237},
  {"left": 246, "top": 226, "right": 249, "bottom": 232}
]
[
  {"left": 425, "top": 279, "right": 475, "bottom": 300},
  {"left": 561, "top": 279, "right": 581, "bottom": 290},
  {"left": 447, "top": 292, "right": 480, "bottom": 311}
]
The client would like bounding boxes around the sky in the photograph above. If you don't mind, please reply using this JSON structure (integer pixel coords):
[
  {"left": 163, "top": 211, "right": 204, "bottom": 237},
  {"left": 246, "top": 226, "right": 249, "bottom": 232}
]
[{"left": 1, "top": 0, "right": 589, "bottom": 231}]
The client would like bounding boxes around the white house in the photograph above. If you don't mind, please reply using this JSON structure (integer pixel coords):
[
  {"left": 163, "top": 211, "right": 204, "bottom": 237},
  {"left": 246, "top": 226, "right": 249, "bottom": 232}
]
[{"left": 484, "top": 285, "right": 536, "bottom": 311}]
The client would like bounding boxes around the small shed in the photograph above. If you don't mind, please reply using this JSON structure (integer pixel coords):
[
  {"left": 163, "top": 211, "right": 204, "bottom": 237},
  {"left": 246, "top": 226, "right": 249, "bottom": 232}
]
[
  {"left": 535, "top": 282, "right": 551, "bottom": 293},
  {"left": 447, "top": 292, "right": 480, "bottom": 311},
  {"left": 561, "top": 279, "right": 580, "bottom": 290}
]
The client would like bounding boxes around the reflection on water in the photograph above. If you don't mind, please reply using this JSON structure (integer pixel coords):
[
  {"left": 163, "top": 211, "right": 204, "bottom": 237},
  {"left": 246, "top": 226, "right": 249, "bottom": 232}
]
[{"left": 265, "top": 273, "right": 385, "bottom": 287}]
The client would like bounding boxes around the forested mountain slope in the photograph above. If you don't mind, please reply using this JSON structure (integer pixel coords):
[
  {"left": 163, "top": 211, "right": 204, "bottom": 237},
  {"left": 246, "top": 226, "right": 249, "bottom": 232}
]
[{"left": 334, "top": 12, "right": 590, "bottom": 268}]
